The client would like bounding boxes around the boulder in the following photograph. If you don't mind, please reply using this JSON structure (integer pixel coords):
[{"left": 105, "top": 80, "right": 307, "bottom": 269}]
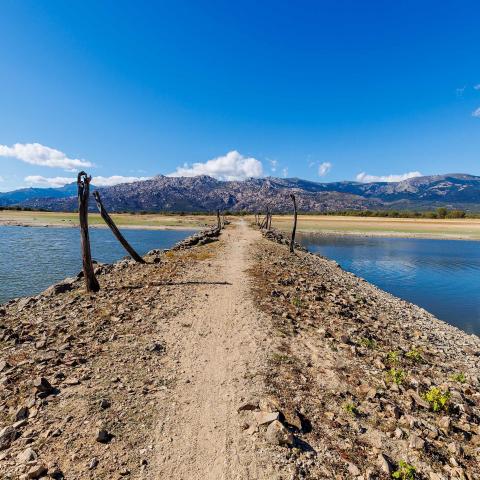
[
  {"left": 265, "top": 420, "right": 294, "bottom": 446},
  {"left": 0, "top": 425, "right": 19, "bottom": 450}
]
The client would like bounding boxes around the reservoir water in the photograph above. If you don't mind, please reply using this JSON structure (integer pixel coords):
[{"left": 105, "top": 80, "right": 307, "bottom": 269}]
[
  {"left": 298, "top": 233, "right": 480, "bottom": 335},
  {"left": 0, "top": 226, "right": 195, "bottom": 304}
]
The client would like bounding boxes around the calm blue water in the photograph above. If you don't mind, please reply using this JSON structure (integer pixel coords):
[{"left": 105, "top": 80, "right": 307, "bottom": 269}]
[
  {"left": 0, "top": 226, "right": 195, "bottom": 303},
  {"left": 298, "top": 233, "right": 480, "bottom": 335}
]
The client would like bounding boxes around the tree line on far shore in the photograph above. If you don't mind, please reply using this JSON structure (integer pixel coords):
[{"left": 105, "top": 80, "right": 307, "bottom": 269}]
[{"left": 0, "top": 205, "right": 476, "bottom": 219}]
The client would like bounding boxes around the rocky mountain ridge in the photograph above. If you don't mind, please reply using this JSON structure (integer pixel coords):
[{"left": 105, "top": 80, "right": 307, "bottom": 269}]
[{"left": 2, "top": 173, "right": 480, "bottom": 212}]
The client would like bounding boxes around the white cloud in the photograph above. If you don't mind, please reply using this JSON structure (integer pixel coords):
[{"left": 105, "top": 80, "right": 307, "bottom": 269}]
[
  {"left": 456, "top": 86, "right": 466, "bottom": 97},
  {"left": 472, "top": 107, "right": 480, "bottom": 118},
  {"left": 0, "top": 143, "right": 92, "bottom": 171},
  {"left": 0, "top": 176, "right": 4, "bottom": 182},
  {"left": 25, "top": 176, "right": 75, "bottom": 187},
  {"left": 269, "top": 159, "right": 278, "bottom": 172},
  {"left": 318, "top": 162, "right": 332, "bottom": 177},
  {"left": 356, "top": 171, "right": 422, "bottom": 183},
  {"left": 169, "top": 150, "right": 263, "bottom": 181},
  {"left": 93, "top": 175, "right": 152, "bottom": 186},
  {"left": 282, "top": 167, "right": 288, "bottom": 178},
  {"left": 24, "top": 175, "right": 151, "bottom": 188}
]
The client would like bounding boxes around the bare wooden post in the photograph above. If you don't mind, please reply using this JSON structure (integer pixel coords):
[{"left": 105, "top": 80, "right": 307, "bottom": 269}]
[
  {"left": 268, "top": 211, "right": 272, "bottom": 230},
  {"left": 217, "top": 209, "right": 221, "bottom": 230},
  {"left": 77, "top": 172, "right": 100, "bottom": 292},
  {"left": 289, "top": 194, "right": 297, "bottom": 253},
  {"left": 93, "top": 191, "right": 146, "bottom": 264}
]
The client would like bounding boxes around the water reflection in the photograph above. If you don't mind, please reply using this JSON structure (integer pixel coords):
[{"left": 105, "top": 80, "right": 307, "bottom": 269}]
[
  {"left": 0, "top": 226, "right": 195, "bottom": 303},
  {"left": 298, "top": 233, "right": 480, "bottom": 335}
]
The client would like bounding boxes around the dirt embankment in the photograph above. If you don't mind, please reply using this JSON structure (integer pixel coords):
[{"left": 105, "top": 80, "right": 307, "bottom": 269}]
[{"left": 1, "top": 222, "right": 479, "bottom": 480}]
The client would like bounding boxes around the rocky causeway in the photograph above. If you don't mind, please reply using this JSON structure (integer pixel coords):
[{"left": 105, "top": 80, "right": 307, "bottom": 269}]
[{"left": 0, "top": 222, "right": 479, "bottom": 479}]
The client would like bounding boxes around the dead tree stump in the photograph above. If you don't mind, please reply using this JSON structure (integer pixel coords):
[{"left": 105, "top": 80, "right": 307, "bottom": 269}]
[
  {"left": 77, "top": 172, "right": 100, "bottom": 292},
  {"left": 93, "top": 191, "right": 146, "bottom": 264},
  {"left": 289, "top": 194, "right": 297, "bottom": 253},
  {"left": 217, "top": 209, "right": 222, "bottom": 230}
]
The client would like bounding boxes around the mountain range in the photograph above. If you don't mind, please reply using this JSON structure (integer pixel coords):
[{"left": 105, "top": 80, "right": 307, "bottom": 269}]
[{"left": 2, "top": 173, "right": 480, "bottom": 213}]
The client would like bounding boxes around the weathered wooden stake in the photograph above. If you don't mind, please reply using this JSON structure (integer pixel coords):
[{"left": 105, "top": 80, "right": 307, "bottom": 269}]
[
  {"left": 77, "top": 172, "right": 100, "bottom": 292},
  {"left": 289, "top": 194, "right": 297, "bottom": 253},
  {"left": 93, "top": 191, "right": 146, "bottom": 264},
  {"left": 217, "top": 209, "right": 221, "bottom": 230},
  {"left": 268, "top": 211, "right": 272, "bottom": 230}
]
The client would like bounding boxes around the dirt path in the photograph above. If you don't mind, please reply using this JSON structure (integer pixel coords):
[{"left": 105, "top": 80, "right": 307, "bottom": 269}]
[{"left": 152, "top": 221, "right": 275, "bottom": 479}]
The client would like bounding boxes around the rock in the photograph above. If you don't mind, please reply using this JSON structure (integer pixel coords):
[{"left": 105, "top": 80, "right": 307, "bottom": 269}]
[
  {"left": 409, "top": 434, "right": 425, "bottom": 450},
  {"left": 88, "top": 457, "right": 99, "bottom": 470},
  {"left": 283, "top": 409, "right": 303, "bottom": 431},
  {"left": 65, "top": 377, "right": 80, "bottom": 386},
  {"left": 254, "top": 411, "right": 280, "bottom": 426},
  {"left": 16, "top": 406, "right": 29, "bottom": 421},
  {"left": 0, "top": 425, "right": 19, "bottom": 450},
  {"left": 259, "top": 398, "right": 281, "bottom": 413},
  {"left": 237, "top": 400, "right": 259, "bottom": 412},
  {"left": 407, "top": 389, "right": 430, "bottom": 409},
  {"left": 378, "top": 453, "right": 393, "bottom": 475},
  {"left": 99, "top": 399, "right": 111, "bottom": 409},
  {"left": 33, "top": 377, "right": 54, "bottom": 394},
  {"left": 347, "top": 463, "right": 361, "bottom": 476},
  {"left": 265, "top": 420, "right": 294, "bottom": 446},
  {"left": 96, "top": 429, "right": 113, "bottom": 444},
  {"left": 49, "top": 467, "right": 64, "bottom": 479},
  {"left": 437, "top": 416, "right": 451, "bottom": 433},
  {"left": 17, "top": 447, "right": 37, "bottom": 463},
  {"left": 0, "top": 359, "right": 9, "bottom": 372},
  {"left": 27, "top": 464, "right": 48, "bottom": 479},
  {"left": 43, "top": 278, "right": 76, "bottom": 296}
]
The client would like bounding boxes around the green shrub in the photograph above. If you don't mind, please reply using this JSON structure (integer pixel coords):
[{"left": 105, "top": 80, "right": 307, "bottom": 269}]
[
  {"left": 291, "top": 297, "right": 303, "bottom": 308},
  {"left": 423, "top": 387, "right": 450, "bottom": 412},
  {"left": 450, "top": 372, "right": 466, "bottom": 383},
  {"left": 405, "top": 348, "right": 423, "bottom": 363},
  {"left": 386, "top": 368, "right": 406, "bottom": 385},
  {"left": 360, "top": 337, "right": 376, "bottom": 349},
  {"left": 386, "top": 351, "right": 400, "bottom": 364},
  {"left": 343, "top": 402, "right": 359, "bottom": 416},
  {"left": 392, "top": 460, "right": 416, "bottom": 480}
]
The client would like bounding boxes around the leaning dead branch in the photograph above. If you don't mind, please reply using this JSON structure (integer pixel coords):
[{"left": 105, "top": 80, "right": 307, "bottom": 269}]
[{"left": 93, "top": 191, "right": 146, "bottom": 264}]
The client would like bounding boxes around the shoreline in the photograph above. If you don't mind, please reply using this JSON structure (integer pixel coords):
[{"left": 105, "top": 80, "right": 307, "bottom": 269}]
[
  {"left": 292, "top": 228, "right": 480, "bottom": 241},
  {"left": 0, "top": 220, "right": 203, "bottom": 231},
  {"left": 2, "top": 219, "right": 480, "bottom": 240}
]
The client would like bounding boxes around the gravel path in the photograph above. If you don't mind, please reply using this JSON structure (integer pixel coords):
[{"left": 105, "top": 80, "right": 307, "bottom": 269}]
[{"left": 152, "top": 221, "right": 275, "bottom": 479}]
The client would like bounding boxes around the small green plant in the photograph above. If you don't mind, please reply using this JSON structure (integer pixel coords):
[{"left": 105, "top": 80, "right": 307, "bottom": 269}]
[
  {"left": 450, "top": 372, "right": 466, "bottom": 383},
  {"left": 392, "top": 460, "right": 416, "bottom": 480},
  {"left": 405, "top": 348, "right": 422, "bottom": 363},
  {"left": 360, "top": 337, "right": 376, "bottom": 349},
  {"left": 343, "top": 402, "right": 359, "bottom": 416},
  {"left": 423, "top": 387, "right": 450, "bottom": 412},
  {"left": 291, "top": 297, "right": 303, "bottom": 308},
  {"left": 386, "top": 351, "right": 400, "bottom": 364},
  {"left": 386, "top": 368, "right": 406, "bottom": 385}
]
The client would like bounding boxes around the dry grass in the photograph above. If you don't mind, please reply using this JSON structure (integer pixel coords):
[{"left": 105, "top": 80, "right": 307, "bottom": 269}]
[
  {"left": 260, "top": 215, "right": 480, "bottom": 240},
  {"left": 0, "top": 210, "right": 215, "bottom": 229}
]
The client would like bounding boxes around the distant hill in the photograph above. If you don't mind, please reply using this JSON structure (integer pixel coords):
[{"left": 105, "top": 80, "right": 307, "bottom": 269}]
[{"left": 2, "top": 174, "right": 480, "bottom": 212}]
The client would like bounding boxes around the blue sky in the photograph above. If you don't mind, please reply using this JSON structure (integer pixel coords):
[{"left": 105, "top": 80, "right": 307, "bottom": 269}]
[{"left": 0, "top": 0, "right": 479, "bottom": 191}]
